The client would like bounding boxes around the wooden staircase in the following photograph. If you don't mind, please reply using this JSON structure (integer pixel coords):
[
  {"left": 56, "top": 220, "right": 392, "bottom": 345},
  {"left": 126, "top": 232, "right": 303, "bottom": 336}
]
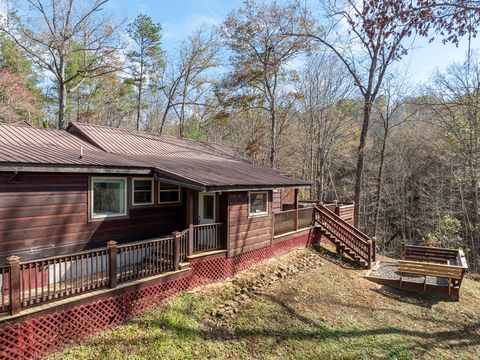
[{"left": 314, "top": 205, "right": 376, "bottom": 269}]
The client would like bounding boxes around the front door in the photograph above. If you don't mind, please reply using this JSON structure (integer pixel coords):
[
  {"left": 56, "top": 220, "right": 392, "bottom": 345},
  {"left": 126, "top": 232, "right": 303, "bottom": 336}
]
[
  {"left": 198, "top": 192, "right": 216, "bottom": 224},
  {"left": 197, "top": 192, "right": 216, "bottom": 250}
]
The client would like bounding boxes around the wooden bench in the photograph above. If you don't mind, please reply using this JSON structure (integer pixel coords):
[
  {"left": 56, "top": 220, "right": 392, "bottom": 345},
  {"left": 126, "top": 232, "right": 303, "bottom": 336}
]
[
  {"left": 398, "top": 260, "right": 465, "bottom": 296},
  {"left": 404, "top": 245, "right": 458, "bottom": 264}
]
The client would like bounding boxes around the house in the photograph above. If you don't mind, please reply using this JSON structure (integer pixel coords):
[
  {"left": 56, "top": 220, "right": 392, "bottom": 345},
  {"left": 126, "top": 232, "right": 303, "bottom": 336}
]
[
  {"left": 0, "top": 122, "right": 378, "bottom": 359},
  {"left": 0, "top": 122, "right": 310, "bottom": 263}
]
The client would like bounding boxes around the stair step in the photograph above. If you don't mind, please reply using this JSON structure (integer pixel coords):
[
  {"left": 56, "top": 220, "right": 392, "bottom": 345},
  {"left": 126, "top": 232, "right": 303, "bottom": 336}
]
[{"left": 317, "top": 223, "right": 371, "bottom": 268}]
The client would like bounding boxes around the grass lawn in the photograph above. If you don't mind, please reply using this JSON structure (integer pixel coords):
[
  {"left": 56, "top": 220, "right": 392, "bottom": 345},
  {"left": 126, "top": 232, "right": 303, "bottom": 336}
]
[{"left": 50, "top": 247, "right": 480, "bottom": 360}]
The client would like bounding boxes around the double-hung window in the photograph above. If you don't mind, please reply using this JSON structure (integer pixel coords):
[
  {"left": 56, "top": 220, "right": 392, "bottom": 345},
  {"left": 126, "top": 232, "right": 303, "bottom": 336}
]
[
  {"left": 158, "top": 182, "right": 181, "bottom": 204},
  {"left": 91, "top": 177, "right": 127, "bottom": 219},
  {"left": 132, "top": 178, "right": 154, "bottom": 206}
]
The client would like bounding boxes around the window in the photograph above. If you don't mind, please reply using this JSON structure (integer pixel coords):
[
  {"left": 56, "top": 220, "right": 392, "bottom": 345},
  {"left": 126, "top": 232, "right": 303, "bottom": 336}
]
[
  {"left": 91, "top": 177, "right": 127, "bottom": 219},
  {"left": 249, "top": 191, "right": 268, "bottom": 216},
  {"left": 132, "top": 178, "right": 154, "bottom": 205},
  {"left": 200, "top": 193, "right": 215, "bottom": 221},
  {"left": 158, "top": 182, "right": 181, "bottom": 204}
]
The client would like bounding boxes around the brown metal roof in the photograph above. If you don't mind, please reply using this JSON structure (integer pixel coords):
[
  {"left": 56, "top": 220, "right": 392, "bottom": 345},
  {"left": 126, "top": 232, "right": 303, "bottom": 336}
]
[
  {"left": 0, "top": 124, "right": 149, "bottom": 169},
  {"left": 0, "top": 122, "right": 310, "bottom": 189},
  {"left": 68, "top": 122, "right": 245, "bottom": 162}
]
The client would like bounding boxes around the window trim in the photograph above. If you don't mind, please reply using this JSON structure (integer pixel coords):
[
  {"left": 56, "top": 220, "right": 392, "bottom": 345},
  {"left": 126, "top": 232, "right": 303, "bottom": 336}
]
[
  {"left": 131, "top": 177, "right": 155, "bottom": 206},
  {"left": 158, "top": 181, "right": 182, "bottom": 205},
  {"left": 248, "top": 191, "right": 269, "bottom": 217},
  {"left": 90, "top": 176, "right": 128, "bottom": 219}
]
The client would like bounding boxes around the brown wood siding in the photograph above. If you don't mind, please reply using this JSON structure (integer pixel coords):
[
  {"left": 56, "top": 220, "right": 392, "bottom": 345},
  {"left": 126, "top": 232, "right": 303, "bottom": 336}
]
[
  {"left": 227, "top": 191, "right": 272, "bottom": 257},
  {"left": 272, "top": 189, "right": 281, "bottom": 213},
  {"left": 0, "top": 172, "right": 185, "bottom": 263}
]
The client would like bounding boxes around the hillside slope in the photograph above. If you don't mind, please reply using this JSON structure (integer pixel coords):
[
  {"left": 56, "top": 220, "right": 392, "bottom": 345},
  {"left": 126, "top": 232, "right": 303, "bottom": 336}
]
[{"left": 51, "top": 247, "right": 480, "bottom": 360}]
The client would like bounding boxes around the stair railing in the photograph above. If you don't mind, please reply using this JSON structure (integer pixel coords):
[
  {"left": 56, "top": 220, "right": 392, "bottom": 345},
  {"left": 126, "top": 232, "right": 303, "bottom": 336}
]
[{"left": 314, "top": 205, "right": 375, "bottom": 268}]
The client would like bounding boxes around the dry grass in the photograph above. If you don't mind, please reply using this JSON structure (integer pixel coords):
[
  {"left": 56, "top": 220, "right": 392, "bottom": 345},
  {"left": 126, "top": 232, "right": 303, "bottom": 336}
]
[{"left": 50, "top": 247, "right": 480, "bottom": 360}]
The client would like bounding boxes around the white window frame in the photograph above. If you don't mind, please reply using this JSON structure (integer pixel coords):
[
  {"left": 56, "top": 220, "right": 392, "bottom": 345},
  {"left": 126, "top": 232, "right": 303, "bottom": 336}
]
[
  {"left": 90, "top": 177, "right": 127, "bottom": 219},
  {"left": 158, "top": 182, "right": 181, "bottom": 205},
  {"left": 248, "top": 191, "right": 269, "bottom": 217},
  {"left": 131, "top": 177, "right": 155, "bottom": 206}
]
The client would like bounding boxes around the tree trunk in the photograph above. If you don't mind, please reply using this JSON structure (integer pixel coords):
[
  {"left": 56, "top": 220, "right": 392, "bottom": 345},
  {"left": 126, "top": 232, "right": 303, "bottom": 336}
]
[
  {"left": 353, "top": 99, "right": 372, "bottom": 227},
  {"left": 317, "top": 151, "right": 325, "bottom": 203},
  {"left": 269, "top": 105, "right": 276, "bottom": 167},
  {"left": 310, "top": 119, "right": 315, "bottom": 199},
  {"left": 136, "top": 81, "right": 142, "bottom": 131},
  {"left": 373, "top": 132, "right": 388, "bottom": 238},
  {"left": 58, "top": 57, "right": 67, "bottom": 129},
  {"left": 179, "top": 82, "right": 188, "bottom": 138},
  {"left": 136, "top": 56, "right": 145, "bottom": 131}
]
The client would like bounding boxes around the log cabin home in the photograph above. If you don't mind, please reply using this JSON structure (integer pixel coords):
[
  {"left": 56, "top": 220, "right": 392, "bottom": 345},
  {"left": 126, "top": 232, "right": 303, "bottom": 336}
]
[
  {"left": 0, "top": 120, "right": 377, "bottom": 326},
  {"left": 0, "top": 121, "right": 310, "bottom": 263}
]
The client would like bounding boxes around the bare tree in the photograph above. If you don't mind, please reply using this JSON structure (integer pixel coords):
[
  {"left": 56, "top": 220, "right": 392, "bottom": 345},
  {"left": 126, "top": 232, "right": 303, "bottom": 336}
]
[
  {"left": 370, "top": 74, "right": 412, "bottom": 239},
  {"left": 220, "top": 0, "right": 315, "bottom": 167},
  {"left": 158, "top": 26, "right": 220, "bottom": 137},
  {"left": 0, "top": 0, "right": 124, "bottom": 129},
  {"left": 298, "top": 51, "right": 353, "bottom": 201},
  {"left": 426, "top": 57, "right": 480, "bottom": 269}
]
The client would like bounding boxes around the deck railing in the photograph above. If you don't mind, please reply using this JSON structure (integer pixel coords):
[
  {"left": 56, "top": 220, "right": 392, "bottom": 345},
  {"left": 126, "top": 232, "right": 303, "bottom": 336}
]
[
  {"left": 117, "top": 236, "right": 177, "bottom": 284},
  {"left": 298, "top": 207, "right": 315, "bottom": 229},
  {"left": 0, "top": 265, "right": 9, "bottom": 313},
  {"left": 274, "top": 207, "right": 315, "bottom": 237},
  {"left": 19, "top": 249, "right": 109, "bottom": 308},
  {"left": 1, "top": 223, "right": 224, "bottom": 316},
  {"left": 274, "top": 209, "right": 297, "bottom": 236},
  {"left": 192, "top": 223, "right": 225, "bottom": 254}
]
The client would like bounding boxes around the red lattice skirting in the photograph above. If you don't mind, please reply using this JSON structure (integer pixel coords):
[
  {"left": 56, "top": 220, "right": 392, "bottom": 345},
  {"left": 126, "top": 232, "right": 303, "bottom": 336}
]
[{"left": 0, "top": 230, "right": 319, "bottom": 359}]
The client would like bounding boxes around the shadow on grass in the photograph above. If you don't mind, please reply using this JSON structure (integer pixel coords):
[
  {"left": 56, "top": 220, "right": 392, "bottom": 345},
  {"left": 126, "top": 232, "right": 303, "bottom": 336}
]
[
  {"left": 311, "top": 245, "right": 361, "bottom": 270},
  {"left": 92, "top": 290, "right": 480, "bottom": 359},
  {"left": 370, "top": 286, "right": 447, "bottom": 308}
]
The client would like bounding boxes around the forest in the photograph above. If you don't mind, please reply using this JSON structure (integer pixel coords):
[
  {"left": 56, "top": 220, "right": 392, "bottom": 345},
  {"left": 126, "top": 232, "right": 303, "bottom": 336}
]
[{"left": 0, "top": 0, "right": 480, "bottom": 271}]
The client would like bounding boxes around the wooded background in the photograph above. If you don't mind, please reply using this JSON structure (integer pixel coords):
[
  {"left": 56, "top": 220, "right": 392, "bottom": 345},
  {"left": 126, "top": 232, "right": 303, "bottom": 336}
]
[{"left": 1, "top": 0, "right": 480, "bottom": 271}]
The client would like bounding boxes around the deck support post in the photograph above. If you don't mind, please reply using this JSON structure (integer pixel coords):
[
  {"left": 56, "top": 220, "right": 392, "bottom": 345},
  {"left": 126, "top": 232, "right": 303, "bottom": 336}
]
[
  {"left": 336, "top": 246, "right": 343, "bottom": 256},
  {"left": 173, "top": 232, "right": 180, "bottom": 271},
  {"left": 352, "top": 201, "right": 356, "bottom": 227},
  {"left": 367, "top": 240, "right": 373, "bottom": 269},
  {"left": 7, "top": 255, "right": 21, "bottom": 315},
  {"left": 334, "top": 200, "right": 340, "bottom": 216},
  {"left": 188, "top": 224, "right": 194, "bottom": 257},
  {"left": 270, "top": 212, "right": 275, "bottom": 245},
  {"left": 107, "top": 241, "right": 117, "bottom": 289},
  {"left": 372, "top": 237, "right": 377, "bottom": 263},
  {"left": 294, "top": 188, "right": 299, "bottom": 231}
]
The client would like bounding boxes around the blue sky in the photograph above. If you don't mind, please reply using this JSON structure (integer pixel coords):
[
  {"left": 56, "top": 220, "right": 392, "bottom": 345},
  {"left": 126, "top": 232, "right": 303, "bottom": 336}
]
[{"left": 108, "top": 0, "right": 479, "bottom": 85}]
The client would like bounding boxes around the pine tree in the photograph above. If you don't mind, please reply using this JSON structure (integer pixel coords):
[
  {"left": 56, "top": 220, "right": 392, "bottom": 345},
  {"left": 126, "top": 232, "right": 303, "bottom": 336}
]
[{"left": 127, "top": 14, "right": 164, "bottom": 131}]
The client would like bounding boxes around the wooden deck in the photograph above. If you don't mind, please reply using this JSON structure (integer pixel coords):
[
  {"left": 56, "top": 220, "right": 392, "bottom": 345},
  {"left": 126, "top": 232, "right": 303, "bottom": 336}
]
[{"left": 365, "top": 246, "right": 468, "bottom": 301}]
